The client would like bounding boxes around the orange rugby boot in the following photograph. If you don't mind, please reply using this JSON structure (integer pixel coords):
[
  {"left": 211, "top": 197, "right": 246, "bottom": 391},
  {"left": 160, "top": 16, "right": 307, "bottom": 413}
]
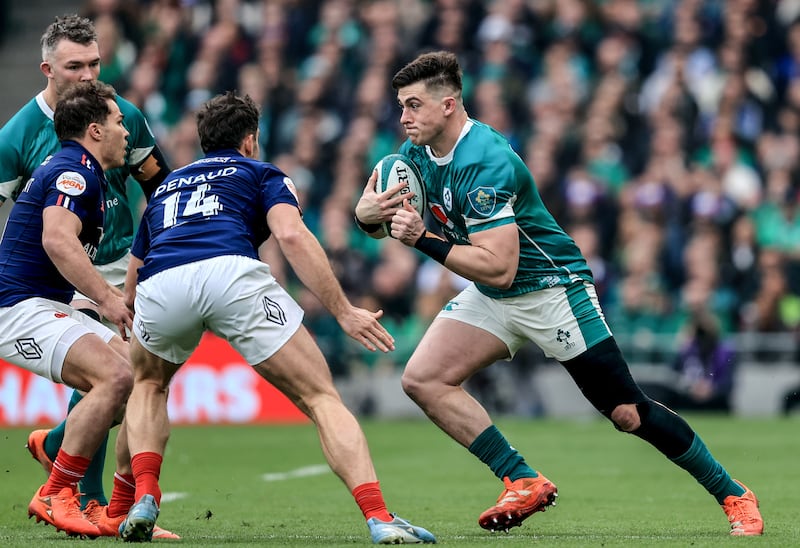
[
  {"left": 478, "top": 475, "right": 558, "bottom": 532},
  {"left": 722, "top": 481, "right": 763, "bottom": 536},
  {"left": 28, "top": 484, "right": 100, "bottom": 538},
  {"left": 83, "top": 500, "right": 181, "bottom": 539},
  {"left": 25, "top": 429, "right": 54, "bottom": 474}
]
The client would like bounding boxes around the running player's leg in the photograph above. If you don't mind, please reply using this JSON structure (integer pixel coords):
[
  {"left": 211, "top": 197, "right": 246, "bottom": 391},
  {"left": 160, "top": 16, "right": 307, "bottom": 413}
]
[
  {"left": 118, "top": 335, "right": 180, "bottom": 541},
  {"left": 401, "top": 317, "right": 555, "bottom": 532},
  {"left": 254, "top": 325, "right": 435, "bottom": 543},
  {"left": 562, "top": 336, "right": 762, "bottom": 535}
]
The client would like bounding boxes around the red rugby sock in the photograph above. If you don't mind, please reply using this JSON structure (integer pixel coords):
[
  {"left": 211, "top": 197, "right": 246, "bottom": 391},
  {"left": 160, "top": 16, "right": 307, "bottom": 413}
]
[
  {"left": 352, "top": 481, "right": 392, "bottom": 522},
  {"left": 131, "top": 452, "right": 163, "bottom": 506},
  {"left": 108, "top": 472, "right": 136, "bottom": 518},
  {"left": 43, "top": 449, "right": 90, "bottom": 495}
]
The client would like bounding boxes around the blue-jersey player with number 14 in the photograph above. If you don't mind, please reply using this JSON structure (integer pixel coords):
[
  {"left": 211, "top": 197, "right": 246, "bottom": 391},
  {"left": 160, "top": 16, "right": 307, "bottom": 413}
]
[
  {"left": 354, "top": 50, "right": 763, "bottom": 537},
  {"left": 118, "top": 91, "right": 435, "bottom": 544}
]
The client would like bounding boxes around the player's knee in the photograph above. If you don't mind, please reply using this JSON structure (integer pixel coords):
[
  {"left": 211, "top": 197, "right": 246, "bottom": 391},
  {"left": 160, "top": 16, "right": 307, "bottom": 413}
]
[
  {"left": 400, "top": 366, "right": 428, "bottom": 402},
  {"left": 610, "top": 403, "right": 641, "bottom": 432},
  {"left": 103, "top": 359, "right": 134, "bottom": 402},
  {"left": 400, "top": 370, "right": 419, "bottom": 399}
]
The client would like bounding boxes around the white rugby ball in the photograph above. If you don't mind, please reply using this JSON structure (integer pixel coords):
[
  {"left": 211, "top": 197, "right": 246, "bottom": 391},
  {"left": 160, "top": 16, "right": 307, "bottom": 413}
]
[{"left": 374, "top": 153, "right": 427, "bottom": 237}]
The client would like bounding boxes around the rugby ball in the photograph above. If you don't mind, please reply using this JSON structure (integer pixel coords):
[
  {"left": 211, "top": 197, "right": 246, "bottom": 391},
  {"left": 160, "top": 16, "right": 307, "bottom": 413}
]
[{"left": 374, "top": 153, "right": 427, "bottom": 237}]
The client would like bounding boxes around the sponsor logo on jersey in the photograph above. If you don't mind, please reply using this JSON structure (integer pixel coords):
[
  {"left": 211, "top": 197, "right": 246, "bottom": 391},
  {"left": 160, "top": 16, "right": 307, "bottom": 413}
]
[
  {"left": 81, "top": 154, "right": 92, "bottom": 171},
  {"left": 55, "top": 171, "right": 87, "bottom": 196},
  {"left": 467, "top": 187, "right": 497, "bottom": 217},
  {"left": 84, "top": 242, "right": 98, "bottom": 261},
  {"left": 430, "top": 202, "right": 454, "bottom": 228}
]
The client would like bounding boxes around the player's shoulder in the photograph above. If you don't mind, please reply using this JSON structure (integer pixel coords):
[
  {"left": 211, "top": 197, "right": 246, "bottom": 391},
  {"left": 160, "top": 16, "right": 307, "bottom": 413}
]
[
  {"left": 0, "top": 97, "right": 49, "bottom": 141},
  {"left": 115, "top": 94, "right": 144, "bottom": 118},
  {"left": 45, "top": 144, "right": 99, "bottom": 177}
]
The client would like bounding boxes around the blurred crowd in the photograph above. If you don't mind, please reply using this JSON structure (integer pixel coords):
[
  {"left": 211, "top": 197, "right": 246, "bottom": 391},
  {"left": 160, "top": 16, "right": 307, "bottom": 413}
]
[{"left": 72, "top": 0, "right": 800, "bottom": 381}]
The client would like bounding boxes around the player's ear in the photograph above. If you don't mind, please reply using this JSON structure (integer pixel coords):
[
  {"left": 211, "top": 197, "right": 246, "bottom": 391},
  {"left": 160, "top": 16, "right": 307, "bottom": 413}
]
[
  {"left": 242, "top": 132, "right": 258, "bottom": 159},
  {"left": 442, "top": 96, "right": 456, "bottom": 116},
  {"left": 40, "top": 60, "right": 53, "bottom": 78},
  {"left": 86, "top": 122, "right": 100, "bottom": 141}
]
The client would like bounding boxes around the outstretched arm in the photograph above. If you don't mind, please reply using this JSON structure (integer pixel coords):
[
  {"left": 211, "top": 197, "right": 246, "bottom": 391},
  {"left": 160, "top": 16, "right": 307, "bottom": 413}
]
[{"left": 267, "top": 203, "right": 395, "bottom": 352}]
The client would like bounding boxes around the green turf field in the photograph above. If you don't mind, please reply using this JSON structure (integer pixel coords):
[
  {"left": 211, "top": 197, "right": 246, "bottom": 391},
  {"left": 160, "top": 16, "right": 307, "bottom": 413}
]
[{"left": 0, "top": 416, "right": 796, "bottom": 546}]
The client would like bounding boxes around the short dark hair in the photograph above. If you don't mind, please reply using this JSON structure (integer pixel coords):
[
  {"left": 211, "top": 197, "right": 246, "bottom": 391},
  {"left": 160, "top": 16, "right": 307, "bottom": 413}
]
[
  {"left": 392, "top": 51, "right": 463, "bottom": 95},
  {"left": 196, "top": 92, "right": 260, "bottom": 153},
  {"left": 41, "top": 14, "right": 96, "bottom": 61},
  {"left": 54, "top": 80, "right": 117, "bottom": 141}
]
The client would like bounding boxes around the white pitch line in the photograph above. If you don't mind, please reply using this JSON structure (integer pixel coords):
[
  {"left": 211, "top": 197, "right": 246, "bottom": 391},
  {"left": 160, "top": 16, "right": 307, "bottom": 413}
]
[
  {"left": 261, "top": 464, "right": 331, "bottom": 482},
  {"left": 160, "top": 492, "right": 189, "bottom": 503}
]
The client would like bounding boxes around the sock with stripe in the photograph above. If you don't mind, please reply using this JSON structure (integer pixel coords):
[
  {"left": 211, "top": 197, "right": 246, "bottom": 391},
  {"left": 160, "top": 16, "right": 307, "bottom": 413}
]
[
  {"left": 43, "top": 449, "right": 90, "bottom": 495},
  {"left": 108, "top": 472, "right": 136, "bottom": 518}
]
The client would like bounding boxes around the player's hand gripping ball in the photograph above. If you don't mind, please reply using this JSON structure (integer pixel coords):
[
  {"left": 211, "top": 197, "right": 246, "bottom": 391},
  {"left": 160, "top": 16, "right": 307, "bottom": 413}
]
[{"left": 374, "top": 153, "right": 427, "bottom": 237}]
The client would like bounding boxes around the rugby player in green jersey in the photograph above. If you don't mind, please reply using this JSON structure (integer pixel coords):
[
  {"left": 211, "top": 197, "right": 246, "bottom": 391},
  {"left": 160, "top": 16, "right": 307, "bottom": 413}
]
[
  {"left": 0, "top": 14, "right": 177, "bottom": 539},
  {"left": 355, "top": 51, "right": 763, "bottom": 537}
]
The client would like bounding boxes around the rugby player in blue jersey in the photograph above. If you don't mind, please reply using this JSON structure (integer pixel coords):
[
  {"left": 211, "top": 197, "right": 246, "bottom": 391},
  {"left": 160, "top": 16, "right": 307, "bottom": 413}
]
[
  {"left": 354, "top": 51, "right": 762, "bottom": 537},
  {"left": 118, "top": 92, "right": 435, "bottom": 544},
  {"left": 0, "top": 16, "right": 177, "bottom": 538},
  {"left": 0, "top": 80, "right": 131, "bottom": 538}
]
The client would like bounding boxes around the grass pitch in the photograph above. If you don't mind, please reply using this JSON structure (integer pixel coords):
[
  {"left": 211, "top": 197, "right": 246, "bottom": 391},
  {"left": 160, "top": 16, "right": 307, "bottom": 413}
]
[{"left": 0, "top": 415, "right": 797, "bottom": 546}]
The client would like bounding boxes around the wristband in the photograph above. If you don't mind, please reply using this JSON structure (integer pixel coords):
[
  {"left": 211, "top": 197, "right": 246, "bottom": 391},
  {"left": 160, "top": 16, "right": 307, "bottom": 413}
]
[
  {"left": 354, "top": 215, "right": 382, "bottom": 234},
  {"left": 413, "top": 233, "right": 453, "bottom": 264}
]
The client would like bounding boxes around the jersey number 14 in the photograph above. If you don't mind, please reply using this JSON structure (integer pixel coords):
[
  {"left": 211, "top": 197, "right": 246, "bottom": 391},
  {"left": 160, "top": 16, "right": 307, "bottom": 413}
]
[{"left": 160, "top": 183, "right": 221, "bottom": 228}]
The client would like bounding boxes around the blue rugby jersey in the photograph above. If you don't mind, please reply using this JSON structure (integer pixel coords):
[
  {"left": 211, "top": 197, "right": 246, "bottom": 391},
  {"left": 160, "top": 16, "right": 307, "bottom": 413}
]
[
  {"left": 132, "top": 149, "right": 299, "bottom": 282},
  {"left": 0, "top": 141, "right": 107, "bottom": 306}
]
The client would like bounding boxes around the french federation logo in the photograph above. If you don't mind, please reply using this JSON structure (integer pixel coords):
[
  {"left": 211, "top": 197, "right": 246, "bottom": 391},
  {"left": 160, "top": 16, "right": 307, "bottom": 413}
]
[{"left": 467, "top": 187, "right": 497, "bottom": 217}]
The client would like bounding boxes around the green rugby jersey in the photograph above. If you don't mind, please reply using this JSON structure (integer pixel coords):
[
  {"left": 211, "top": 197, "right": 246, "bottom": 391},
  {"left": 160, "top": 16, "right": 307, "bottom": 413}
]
[
  {"left": 0, "top": 92, "right": 156, "bottom": 265},
  {"left": 399, "top": 119, "right": 593, "bottom": 299}
]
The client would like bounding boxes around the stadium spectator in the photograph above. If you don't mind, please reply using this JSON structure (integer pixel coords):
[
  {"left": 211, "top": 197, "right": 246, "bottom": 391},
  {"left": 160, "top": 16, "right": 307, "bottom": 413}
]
[
  {"left": 0, "top": 14, "right": 177, "bottom": 539},
  {"left": 354, "top": 50, "right": 763, "bottom": 536},
  {"left": 639, "top": 290, "right": 738, "bottom": 413},
  {"left": 119, "top": 91, "right": 436, "bottom": 545},
  {"left": 38, "top": 0, "right": 800, "bottom": 404},
  {"left": 0, "top": 80, "right": 131, "bottom": 539}
]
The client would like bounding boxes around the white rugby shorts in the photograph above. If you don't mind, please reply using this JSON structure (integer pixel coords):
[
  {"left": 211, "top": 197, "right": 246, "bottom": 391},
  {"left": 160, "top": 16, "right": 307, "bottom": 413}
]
[
  {"left": 0, "top": 297, "right": 116, "bottom": 383},
  {"left": 437, "top": 279, "right": 612, "bottom": 361},
  {"left": 133, "top": 255, "right": 304, "bottom": 365}
]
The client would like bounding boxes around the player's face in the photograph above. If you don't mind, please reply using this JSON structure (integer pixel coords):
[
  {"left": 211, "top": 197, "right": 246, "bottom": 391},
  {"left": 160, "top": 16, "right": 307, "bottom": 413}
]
[
  {"left": 43, "top": 39, "right": 101, "bottom": 96},
  {"left": 397, "top": 83, "right": 448, "bottom": 148},
  {"left": 99, "top": 99, "right": 129, "bottom": 169}
]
